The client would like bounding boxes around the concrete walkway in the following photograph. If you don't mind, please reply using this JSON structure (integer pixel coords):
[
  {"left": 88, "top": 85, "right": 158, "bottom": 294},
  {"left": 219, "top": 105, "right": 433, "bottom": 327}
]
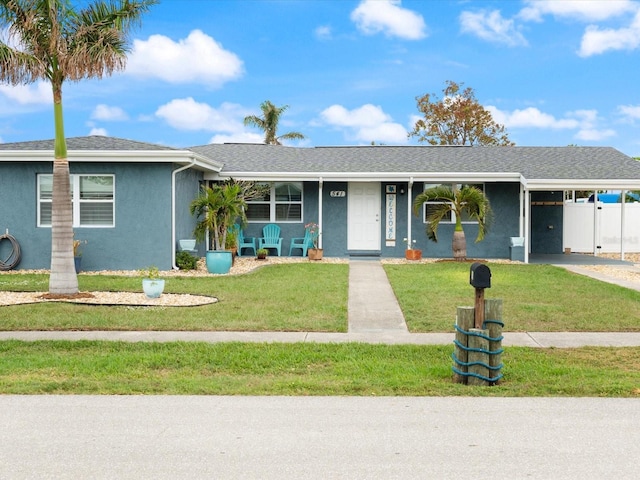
[{"left": 347, "top": 259, "right": 408, "bottom": 334}]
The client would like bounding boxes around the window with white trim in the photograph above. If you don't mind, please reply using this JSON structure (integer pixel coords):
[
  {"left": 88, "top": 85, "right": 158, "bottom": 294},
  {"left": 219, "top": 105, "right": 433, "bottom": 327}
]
[
  {"left": 421, "top": 183, "right": 484, "bottom": 224},
  {"left": 245, "top": 182, "right": 303, "bottom": 222},
  {"left": 38, "top": 174, "right": 115, "bottom": 227}
]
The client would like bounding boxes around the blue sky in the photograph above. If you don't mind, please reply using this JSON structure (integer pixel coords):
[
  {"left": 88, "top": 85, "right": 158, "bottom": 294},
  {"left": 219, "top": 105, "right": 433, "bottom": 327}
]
[{"left": 1, "top": 0, "right": 639, "bottom": 156}]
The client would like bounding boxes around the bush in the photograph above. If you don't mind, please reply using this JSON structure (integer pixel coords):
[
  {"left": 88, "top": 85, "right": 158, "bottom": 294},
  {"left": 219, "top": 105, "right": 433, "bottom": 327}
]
[{"left": 176, "top": 251, "right": 198, "bottom": 271}]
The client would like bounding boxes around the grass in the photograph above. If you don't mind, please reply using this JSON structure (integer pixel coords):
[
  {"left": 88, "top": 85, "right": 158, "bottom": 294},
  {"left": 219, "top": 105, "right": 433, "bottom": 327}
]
[
  {"left": 385, "top": 262, "right": 640, "bottom": 332},
  {"left": 0, "top": 340, "right": 639, "bottom": 396},
  {"left": 0, "top": 264, "right": 348, "bottom": 332},
  {"left": 1, "top": 262, "right": 638, "bottom": 333},
  {"left": 2, "top": 262, "right": 639, "bottom": 397}
]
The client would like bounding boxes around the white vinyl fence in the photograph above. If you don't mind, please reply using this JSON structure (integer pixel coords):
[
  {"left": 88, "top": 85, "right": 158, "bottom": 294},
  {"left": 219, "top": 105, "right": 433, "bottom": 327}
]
[{"left": 563, "top": 202, "right": 640, "bottom": 253}]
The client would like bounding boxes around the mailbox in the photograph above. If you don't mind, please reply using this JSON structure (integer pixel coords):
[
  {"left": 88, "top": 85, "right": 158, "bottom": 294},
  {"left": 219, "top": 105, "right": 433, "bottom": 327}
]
[{"left": 469, "top": 262, "right": 491, "bottom": 289}]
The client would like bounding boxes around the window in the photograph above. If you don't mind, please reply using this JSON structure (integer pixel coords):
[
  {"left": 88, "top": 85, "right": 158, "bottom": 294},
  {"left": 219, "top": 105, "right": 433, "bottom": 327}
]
[
  {"left": 246, "top": 182, "right": 302, "bottom": 222},
  {"left": 420, "top": 183, "right": 484, "bottom": 224},
  {"left": 38, "top": 174, "right": 114, "bottom": 227}
]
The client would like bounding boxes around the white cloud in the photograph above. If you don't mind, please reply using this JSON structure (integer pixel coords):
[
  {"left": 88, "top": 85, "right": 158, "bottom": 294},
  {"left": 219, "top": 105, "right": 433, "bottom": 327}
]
[
  {"left": 575, "top": 128, "right": 616, "bottom": 141},
  {"left": 209, "top": 132, "right": 265, "bottom": 144},
  {"left": 90, "top": 104, "right": 128, "bottom": 121},
  {"left": 619, "top": 104, "right": 640, "bottom": 120},
  {"left": 320, "top": 104, "right": 407, "bottom": 143},
  {"left": 315, "top": 25, "right": 332, "bottom": 40},
  {"left": 155, "top": 98, "right": 249, "bottom": 135},
  {"left": 519, "top": 0, "right": 637, "bottom": 22},
  {"left": 489, "top": 106, "right": 617, "bottom": 143},
  {"left": 460, "top": 10, "right": 528, "bottom": 46},
  {"left": 126, "top": 30, "right": 244, "bottom": 86},
  {"left": 88, "top": 127, "right": 108, "bottom": 136},
  {"left": 0, "top": 82, "right": 51, "bottom": 105},
  {"left": 351, "top": 0, "right": 427, "bottom": 40},
  {"left": 487, "top": 106, "right": 578, "bottom": 129},
  {"left": 578, "top": 10, "right": 640, "bottom": 56}
]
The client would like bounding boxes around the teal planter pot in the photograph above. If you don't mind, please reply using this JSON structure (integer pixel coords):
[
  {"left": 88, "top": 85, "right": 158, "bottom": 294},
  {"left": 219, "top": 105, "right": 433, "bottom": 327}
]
[
  {"left": 142, "top": 279, "right": 165, "bottom": 299},
  {"left": 206, "top": 250, "right": 233, "bottom": 274}
]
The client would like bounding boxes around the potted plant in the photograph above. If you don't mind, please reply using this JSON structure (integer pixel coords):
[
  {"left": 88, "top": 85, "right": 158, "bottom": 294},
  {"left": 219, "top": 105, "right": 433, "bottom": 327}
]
[
  {"left": 306, "top": 222, "right": 323, "bottom": 261},
  {"left": 403, "top": 238, "right": 422, "bottom": 260},
  {"left": 140, "top": 265, "right": 164, "bottom": 299},
  {"left": 73, "top": 238, "right": 87, "bottom": 273},
  {"left": 256, "top": 248, "right": 268, "bottom": 260},
  {"left": 190, "top": 182, "right": 247, "bottom": 274}
]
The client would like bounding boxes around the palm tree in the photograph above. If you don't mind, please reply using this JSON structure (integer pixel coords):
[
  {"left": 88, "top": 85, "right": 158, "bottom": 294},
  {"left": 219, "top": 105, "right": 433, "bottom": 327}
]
[
  {"left": 243, "top": 100, "right": 306, "bottom": 145},
  {"left": 413, "top": 185, "right": 492, "bottom": 261},
  {"left": 0, "top": 0, "right": 157, "bottom": 294},
  {"left": 190, "top": 183, "right": 247, "bottom": 251}
]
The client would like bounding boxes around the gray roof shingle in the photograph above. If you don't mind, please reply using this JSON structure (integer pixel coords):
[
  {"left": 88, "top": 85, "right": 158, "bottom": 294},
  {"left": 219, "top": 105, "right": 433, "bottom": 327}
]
[
  {"left": 0, "top": 136, "right": 177, "bottom": 151},
  {"left": 189, "top": 144, "right": 640, "bottom": 181}
]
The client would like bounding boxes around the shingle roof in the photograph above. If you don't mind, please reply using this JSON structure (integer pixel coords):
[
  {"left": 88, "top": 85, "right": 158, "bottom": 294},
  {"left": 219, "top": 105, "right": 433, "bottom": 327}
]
[
  {"left": 3, "top": 137, "right": 638, "bottom": 184},
  {"left": 0, "top": 136, "right": 177, "bottom": 151},
  {"left": 189, "top": 144, "right": 640, "bottom": 181}
]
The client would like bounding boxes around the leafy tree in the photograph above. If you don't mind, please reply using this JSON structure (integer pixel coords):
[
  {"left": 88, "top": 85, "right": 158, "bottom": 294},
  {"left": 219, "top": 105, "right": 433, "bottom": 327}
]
[
  {"left": 0, "top": 0, "right": 156, "bottom": 294},
  {"left": 409, "top": 80, "right": 514, "bottom": 146},
  {"left": 413, "top": 185, "right": 492, "bottom": 261},
  {"left": 244, "top": 100, "right": 306, "bottom": 145}
]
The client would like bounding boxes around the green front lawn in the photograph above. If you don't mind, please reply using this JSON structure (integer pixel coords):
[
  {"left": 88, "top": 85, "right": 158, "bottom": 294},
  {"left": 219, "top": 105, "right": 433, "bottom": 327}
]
[
  {"left": 385, "top": 262, "right": 640, "bottom": 332},
  {"left": 1, "top": 262, "right": 638, "bottom": 332}
]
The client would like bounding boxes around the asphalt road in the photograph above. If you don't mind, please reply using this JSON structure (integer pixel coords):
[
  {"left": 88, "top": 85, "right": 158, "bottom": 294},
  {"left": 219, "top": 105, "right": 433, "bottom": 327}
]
[{"left": 1, "top": 396, "right": 639, "bottom": 479}]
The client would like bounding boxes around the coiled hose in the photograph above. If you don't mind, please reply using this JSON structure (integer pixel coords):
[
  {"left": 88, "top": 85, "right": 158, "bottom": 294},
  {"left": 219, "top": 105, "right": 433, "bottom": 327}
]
[{"left": 0, "top": 232, "right": 21, "bottom": 270}]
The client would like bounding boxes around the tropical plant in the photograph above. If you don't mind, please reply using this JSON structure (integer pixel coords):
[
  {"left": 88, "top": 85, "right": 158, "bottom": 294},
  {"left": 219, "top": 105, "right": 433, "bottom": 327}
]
[
  {"left": 190, "top": 183, "right": 247, "bottom": 251},
  {"left": 305, "top": 222, "right": 320, "bottom": 249},
  {"left": 413, "top": 185, "right": 492, "bottom": 261},
  {"left": 139, "top": 265, "right": 160, "bottom": 280},
  {"left": 0, "top": 0, "right": 157, "bottom": 294},
  {"left": 409, "top": 80, "right": 514, "bottom": 146},
  {"left": 243, "top": 100, "right": 306, "bottom": 145}
]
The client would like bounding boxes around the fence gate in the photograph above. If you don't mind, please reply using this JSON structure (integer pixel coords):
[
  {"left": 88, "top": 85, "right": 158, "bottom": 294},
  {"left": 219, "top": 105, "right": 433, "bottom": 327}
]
[{"left": 563, "top": 202, "right": 640, "bottom": 253}]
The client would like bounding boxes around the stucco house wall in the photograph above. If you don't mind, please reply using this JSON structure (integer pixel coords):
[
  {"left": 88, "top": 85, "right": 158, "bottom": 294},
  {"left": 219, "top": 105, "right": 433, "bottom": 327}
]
[{"left": 0, "top": 161, "right": 176, "bottom": 270}]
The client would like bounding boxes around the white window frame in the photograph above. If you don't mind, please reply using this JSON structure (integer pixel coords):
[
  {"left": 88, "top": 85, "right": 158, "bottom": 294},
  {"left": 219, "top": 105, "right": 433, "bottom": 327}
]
[
  {"left": 37, "top": 174, "right": 115, "bottom": 228},
  {"left": 246, "top": 181, "right": 303, "bottom": 223},
  {"left": 421, "top": 183, "right": 485, "bottom": 224}
]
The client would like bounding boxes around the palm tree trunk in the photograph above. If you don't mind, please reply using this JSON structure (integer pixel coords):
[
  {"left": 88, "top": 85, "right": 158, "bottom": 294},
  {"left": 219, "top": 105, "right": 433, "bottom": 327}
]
[
  {"left": 48, "top": 88, "right": 78, "bottom": 295},
  {"left": 452, "top": 230, "right": 467, "bottom": 261}
]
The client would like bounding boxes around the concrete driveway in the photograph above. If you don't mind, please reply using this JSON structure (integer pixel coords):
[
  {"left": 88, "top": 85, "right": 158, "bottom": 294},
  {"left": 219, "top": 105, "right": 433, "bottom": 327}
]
[{"left": 1, "top": 396, "right": 638, "bottom": 479}]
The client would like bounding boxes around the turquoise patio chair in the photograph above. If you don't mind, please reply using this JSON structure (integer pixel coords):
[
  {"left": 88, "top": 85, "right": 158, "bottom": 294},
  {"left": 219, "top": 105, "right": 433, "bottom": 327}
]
[
  {"left": 232, "top": 224, "right": 256, "bottom": 257},
  {"left": 259, "top": 223, "right": 282, "bottom": 256},
  {"left": 289, "top": 227, "right": 314, "bottom": 257}
]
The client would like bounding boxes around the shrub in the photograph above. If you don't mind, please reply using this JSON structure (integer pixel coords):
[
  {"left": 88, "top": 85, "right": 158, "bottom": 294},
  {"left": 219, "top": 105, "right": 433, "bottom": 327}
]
[{"left": 176, "top": 251, "right": 198, "bottom": 271}]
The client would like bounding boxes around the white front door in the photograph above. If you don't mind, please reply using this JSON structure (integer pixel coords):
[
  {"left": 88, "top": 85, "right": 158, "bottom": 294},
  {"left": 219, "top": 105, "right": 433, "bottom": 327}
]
[{"left": 348, "top": 182, "right": 381, "bottom": 251}]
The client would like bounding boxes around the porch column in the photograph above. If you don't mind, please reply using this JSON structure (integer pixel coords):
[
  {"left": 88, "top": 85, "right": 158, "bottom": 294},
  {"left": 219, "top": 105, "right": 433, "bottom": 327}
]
[
  {"left": 318, "top": 177, "right": 323, "bottom": 249},
  {"left": 621, "top": 190, "right": 627, "bottom": 261},
  {"left": 593, "top": 190, "right": 598, "bottom": 256},
  {"left": 524, "top": 189, "right": 530, "bottom": 264},
  {"left": 519, "top": 184, "right": 524, "bottom": 237},
  {"left": 407, "top": 177, "right": 414, "bottom": 246}
]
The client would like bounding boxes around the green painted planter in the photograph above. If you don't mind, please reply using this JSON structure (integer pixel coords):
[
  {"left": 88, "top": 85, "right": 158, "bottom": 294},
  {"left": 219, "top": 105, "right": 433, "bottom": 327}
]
[{"left": 205, "top": 250, "right": 233, "bottom": 274}]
